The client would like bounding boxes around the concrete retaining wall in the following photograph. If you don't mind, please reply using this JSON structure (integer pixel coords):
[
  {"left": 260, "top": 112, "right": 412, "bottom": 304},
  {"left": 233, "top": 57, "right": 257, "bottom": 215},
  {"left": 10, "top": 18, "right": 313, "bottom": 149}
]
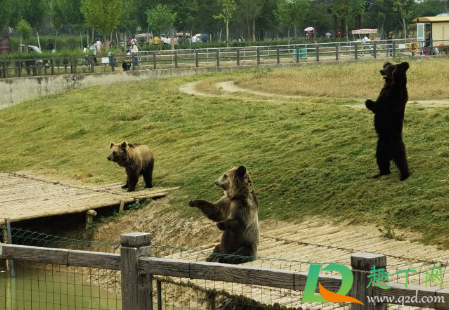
[{"left": 0, "top": 65, "right": 255, "bottom": 109}]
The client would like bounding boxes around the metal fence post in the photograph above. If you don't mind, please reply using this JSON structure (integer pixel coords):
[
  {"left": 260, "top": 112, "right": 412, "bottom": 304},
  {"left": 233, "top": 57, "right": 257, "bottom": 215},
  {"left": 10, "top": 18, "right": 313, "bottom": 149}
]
[
  {"left": 121, "top": 232, "right": 153, "bottom": 310},
  {"left": 351, "top": 253, "right": 387, "bottom": 310}
]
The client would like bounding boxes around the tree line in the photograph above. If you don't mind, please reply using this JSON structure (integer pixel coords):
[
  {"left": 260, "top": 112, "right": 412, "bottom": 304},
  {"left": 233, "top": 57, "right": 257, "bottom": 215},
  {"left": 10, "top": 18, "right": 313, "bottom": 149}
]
[{"left": 0, "top": 0, "right": 447, "bottom": 49}]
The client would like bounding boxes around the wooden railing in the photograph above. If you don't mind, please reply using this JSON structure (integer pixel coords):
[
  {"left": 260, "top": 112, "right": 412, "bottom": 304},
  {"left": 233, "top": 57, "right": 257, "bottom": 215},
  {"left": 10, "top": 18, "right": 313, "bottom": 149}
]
[
  {"left": 1, "top": 232, "right": 448, "bottom": 310},
  {"left": 1, "top": 39, "right": 447, "bottom": 79}
]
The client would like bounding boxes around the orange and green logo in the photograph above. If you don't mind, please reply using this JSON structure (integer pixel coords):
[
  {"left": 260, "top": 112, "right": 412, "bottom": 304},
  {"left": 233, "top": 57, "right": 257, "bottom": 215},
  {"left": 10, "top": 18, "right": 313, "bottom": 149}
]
[{"left": 302, "top": 264, "right": 364, "bottom": 305}]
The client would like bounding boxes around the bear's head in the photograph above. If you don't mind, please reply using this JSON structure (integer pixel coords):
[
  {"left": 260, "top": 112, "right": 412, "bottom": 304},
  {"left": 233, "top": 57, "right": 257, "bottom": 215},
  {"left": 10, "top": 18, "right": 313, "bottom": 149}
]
[
  {"left": 215, "top": 166, "right": 253, "bottom": 198},
  {"left": 107, "top": 141, "right": 129, "bottom": 166},
  {"left": 380, "top": 62, "right": 409, "bottom": 87}
]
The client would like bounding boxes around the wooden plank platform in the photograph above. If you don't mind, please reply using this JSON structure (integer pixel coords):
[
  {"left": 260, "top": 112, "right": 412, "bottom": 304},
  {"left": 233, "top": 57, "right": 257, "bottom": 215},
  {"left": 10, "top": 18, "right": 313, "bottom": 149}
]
[{"left": 0, "top": 172, "right": 178, "bottom": 224}]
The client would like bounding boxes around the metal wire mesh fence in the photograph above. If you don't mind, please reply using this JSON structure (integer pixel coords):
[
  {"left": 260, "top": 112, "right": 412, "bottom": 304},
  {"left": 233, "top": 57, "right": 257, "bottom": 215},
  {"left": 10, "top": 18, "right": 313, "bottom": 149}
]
[{"left": 2, "top": 225, "right": 449, "bottom": 310}]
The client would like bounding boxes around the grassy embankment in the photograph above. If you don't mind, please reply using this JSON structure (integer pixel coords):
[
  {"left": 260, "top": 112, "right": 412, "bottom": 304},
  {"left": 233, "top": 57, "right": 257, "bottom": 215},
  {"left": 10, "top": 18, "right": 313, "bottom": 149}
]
[{"left": 0, "top": 57, "right": 448, "bottom": 246}]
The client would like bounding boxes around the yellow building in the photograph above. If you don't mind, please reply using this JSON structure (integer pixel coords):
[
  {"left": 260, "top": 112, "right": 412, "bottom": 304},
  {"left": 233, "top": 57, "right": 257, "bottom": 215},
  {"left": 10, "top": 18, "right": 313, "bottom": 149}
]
[{"left": 412, "top": 16, "right": 449, "bottom": 48}]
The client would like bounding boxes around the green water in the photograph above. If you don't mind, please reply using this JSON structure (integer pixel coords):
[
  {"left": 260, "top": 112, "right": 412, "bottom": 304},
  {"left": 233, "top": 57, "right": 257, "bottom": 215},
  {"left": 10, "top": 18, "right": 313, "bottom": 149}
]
[{"left": 0, "top": 264, "right": 121, "bottom": 310}]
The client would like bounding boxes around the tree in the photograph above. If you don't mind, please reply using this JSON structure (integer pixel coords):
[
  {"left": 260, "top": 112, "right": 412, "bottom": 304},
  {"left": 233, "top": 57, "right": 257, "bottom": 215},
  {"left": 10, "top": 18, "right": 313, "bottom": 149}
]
[
  {"left": 0, "top": 0, "right": 13, "bottom": 31},
  {"left": 393, "top": 0, "right": 414, "bottom": 38},
  {"left": 81, "top": 0, "right": 123, "bottom": 40},
  {"left": 274, "top": 0, "right": 310, "bottom": 43},
  {"left": 330, "top": 0, "right": 365, "bottom": 40},
  {"left": 146, "top": 4, "right": 177, "bottom": 49},
  {"left": 16, "top": 19, "right": 32, "bottom": 51},
  {"left": 214, "top": 0, "right": 236, "bottom": 46},
  {"left": 236, "top": 0, "right": 264, "bottom": 41},
  {"left": 14, "top": 0, "right": 46, "bottom": 49},
  {"left": 173, "top": 0, "right": 199, "bottom": 37}
]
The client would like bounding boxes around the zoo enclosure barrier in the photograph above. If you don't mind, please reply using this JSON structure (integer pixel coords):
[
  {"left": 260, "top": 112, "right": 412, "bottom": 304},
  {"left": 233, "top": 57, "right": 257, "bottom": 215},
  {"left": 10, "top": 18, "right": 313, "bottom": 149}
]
[
  {"left": 1, "top": 38, "right": 447, "bottom": 79},
  {"left": 2, "top": 232, "right": 449, "bottom": 310}
]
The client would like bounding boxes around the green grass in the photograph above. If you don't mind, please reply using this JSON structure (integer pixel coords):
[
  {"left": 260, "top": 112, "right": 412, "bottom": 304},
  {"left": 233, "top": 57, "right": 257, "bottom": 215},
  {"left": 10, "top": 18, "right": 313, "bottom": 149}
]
[{"left": 1, "top": 58, "right": 449, "bottom": 247}]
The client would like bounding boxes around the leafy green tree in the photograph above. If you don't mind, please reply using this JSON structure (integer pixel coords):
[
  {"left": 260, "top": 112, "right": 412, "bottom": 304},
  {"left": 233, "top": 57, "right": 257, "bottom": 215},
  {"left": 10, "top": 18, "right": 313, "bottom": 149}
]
[
  {"left": 174, "top": 0, "right": 199, "bottom": 36},
  {"left": 14, "top": 0, "right": 47, "bottom": 49},
  {"left": 214, "top": 0, "right": 236, "bottom": 46},
  {"left": 393, "top": 0, "right": 414, "bottom": 38},
  {"left": 330, "top": 0, "right": 365, "bottom": 40},
  {"left": 16, "top": 19, "right": 32, "bottom": 51},
  {"left": 0, "top": 0, "right": 13, "bottom": 31},
  {"left": 236, "top": 0, "right": 264, "bottom": 41},
  {"left": 146, "top": 4, "right": 177, "bottom": 49},
  {"left": 414, "top": 0, "right": 448, "bottom": 17},
  {"left": 81, "top": 0, "right": 123, "bottom": 39},
  {"left": 274, "top": 0, "right": 310, "bottom": 43}
]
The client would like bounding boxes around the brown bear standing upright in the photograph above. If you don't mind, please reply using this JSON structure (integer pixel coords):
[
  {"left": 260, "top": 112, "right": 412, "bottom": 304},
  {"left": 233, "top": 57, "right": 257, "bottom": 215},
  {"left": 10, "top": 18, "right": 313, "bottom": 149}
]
[
  {"left": 365, "top": 62, "right": 410, "bottom": 181},
  {"left": 107, "top": 142, "right": 154, "bottom": 192},
  {"left": 189, "top": 166, "right": 259, "bottom": 264}
]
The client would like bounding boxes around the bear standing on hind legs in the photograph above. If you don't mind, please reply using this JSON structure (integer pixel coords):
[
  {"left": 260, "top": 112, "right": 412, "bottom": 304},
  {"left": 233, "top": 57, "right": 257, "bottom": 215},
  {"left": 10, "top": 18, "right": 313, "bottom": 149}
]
[
  {"left": 189, "top": 166, "right": 259, "bottom": 264},
  {"left": 365, "top": 62, "right": 410, "bottom": 181},
  {"left": 107, "top": 142, "right": 154, "bottom": 192}
]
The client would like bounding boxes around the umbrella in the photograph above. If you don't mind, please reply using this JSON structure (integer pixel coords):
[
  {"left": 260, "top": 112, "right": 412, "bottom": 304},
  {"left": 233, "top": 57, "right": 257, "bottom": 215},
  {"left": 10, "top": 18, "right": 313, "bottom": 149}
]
[{"left": 304, "top": 27, "right": 314, "bottom": 32}]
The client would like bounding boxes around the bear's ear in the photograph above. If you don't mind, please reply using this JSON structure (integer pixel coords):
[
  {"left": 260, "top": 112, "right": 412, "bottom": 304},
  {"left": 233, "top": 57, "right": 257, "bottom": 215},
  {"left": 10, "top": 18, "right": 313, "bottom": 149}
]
[
  {"left": 399, "top": 62, "right": 409, "bottom": 71},
  {"left": 109, "top": 142, "right": 115, "bottom": 149},
  {"left": 383, "top": 62, "right": 392, "bottom": 68},
  {"left": 121, "top": 141, "right": 128, "bottom": 150},
  {"left": 236, "top": 166, "right": 247, "bottom": 177}
]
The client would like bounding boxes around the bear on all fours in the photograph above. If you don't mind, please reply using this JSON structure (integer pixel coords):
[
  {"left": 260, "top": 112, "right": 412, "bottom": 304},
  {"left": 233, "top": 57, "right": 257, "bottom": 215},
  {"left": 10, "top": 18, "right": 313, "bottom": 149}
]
[
  {"left": 107, "top": 142, "right": 154, "bottom": 192},
  {"left": 189, "top": 166, "right": 259, "bottom": 264},
  {"left": 365, "top": 62, "right": 410, "bottom": 181}
]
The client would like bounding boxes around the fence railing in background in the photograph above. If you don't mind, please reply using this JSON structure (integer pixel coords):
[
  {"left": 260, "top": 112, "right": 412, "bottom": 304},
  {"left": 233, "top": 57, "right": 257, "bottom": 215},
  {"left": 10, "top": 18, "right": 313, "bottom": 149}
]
[
  {"left": 2, "top": 232, "right": 449, "bottom": 310},
  {"left": 1, "top": 39, "right": 447, "bottom": 80}
]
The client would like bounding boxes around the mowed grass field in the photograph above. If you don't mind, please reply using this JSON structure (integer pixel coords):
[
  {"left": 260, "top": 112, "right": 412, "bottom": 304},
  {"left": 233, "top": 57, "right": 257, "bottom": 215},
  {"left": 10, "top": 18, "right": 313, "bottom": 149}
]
[{"left": 1, "top": 57, "right": 449, "bottom": 246}]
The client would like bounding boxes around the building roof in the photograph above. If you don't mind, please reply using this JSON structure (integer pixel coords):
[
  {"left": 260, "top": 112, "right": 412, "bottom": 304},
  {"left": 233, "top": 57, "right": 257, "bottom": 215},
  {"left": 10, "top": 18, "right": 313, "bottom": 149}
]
[{"left": 412, "top": 16, "right": 449, "bottom": 23}]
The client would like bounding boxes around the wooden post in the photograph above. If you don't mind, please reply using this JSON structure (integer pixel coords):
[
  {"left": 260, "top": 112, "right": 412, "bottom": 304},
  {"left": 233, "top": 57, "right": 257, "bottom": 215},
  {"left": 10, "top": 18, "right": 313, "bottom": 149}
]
[
  {"left": 2, "top": 59, "right": 6, "bottom": 78},
  {"left": 354, "top": 43, "right": 358, "bottom": 60},
  {"left": 315, "top": 44, "right": 320, "bottom": 62},
  {"left": 295, "top": 47, "right": 299, "bottom": 63},
  {"left": 174, "top": 51, "right": 178, "bottom": 69},
  {"left": 256, "top": 48, "right": 260, "bottom": 65},
  {"left": 195, "top": 50, "right": 199, "bottom": 67},
  {"left": 119, "top": 200, "right": 125, "bottom": 213},
  {"left": 336, "top": 44, "right": 340, "bottom": 61},
  {"left": 373, "top": 42, "right": 377, "bottom": 59},
  {"left": 393, "top": 43, "right": 396, "bottom": 57},
  {"left": 216, "top": 50, "right": 220, "bottom": 67},
  {"left": 153, "top": 53, "right": 157, "bottom": 70},
  {"left": 86, "top": 210, "right": 97, "bottom": 229},
  {"left": 121, "top": 233, "right": 153, "bottom": 310},
  {"left": 351, "top": 253, "right": 387, "bottom": 310},
  {"left": 5, "top": 220, "right": 15, "bottom": 278},
  {"left": 236, "top": 49, "right": 240, "bottom": 66},
  {"left": 276, "top": 47, "right": 280, "bottom": 65},
  {"left": 157, "top": 280, "right": 162, "bottom": 310}
]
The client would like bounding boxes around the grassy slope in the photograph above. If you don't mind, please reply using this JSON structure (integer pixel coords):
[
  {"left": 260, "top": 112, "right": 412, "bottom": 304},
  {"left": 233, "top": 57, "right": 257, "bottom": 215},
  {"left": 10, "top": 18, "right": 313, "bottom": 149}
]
[{"left": 1, "top": 58, "right": 449, "bottom": 246}]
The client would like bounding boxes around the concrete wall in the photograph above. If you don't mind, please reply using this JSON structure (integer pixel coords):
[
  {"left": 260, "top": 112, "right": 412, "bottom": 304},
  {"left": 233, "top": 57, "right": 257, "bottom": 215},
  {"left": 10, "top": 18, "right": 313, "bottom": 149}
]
[{"left": 0, "top": 66, "right": 253, "bottom": 109}]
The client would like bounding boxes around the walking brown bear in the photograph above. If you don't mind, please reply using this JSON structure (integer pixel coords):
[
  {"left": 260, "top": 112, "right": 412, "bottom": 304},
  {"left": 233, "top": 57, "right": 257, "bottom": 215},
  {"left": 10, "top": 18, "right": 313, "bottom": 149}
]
[
  {"left": 107, "top": 142, "right": 154, "bottom": 192},
  {"left": 189, "top": 166, "right": 259, "bottom": 264},
  {"left": 365, "top": 62, "right": 410, "bottom": 181}
]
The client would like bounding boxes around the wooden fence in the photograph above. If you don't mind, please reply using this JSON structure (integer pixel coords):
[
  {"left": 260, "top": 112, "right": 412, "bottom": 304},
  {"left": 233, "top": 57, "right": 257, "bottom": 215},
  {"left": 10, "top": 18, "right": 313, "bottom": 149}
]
[
  {"left": 1, "top": 38, "right": 447, "bottom": 79},
  {"left": 1, "top": 232, "right": 448, "bottom": 310}
]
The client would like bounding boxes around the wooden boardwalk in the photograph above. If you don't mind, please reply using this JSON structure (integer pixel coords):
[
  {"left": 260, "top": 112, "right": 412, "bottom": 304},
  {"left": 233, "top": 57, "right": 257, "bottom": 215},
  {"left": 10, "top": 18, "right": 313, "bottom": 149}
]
[{"left": 0, "top": 172, "right": 177, "bottom": 224}]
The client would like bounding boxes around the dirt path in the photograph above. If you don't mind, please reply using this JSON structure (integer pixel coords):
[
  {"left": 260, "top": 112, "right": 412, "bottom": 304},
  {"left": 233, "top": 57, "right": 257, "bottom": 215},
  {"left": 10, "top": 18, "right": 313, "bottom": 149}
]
[{"left": 181, "top": 80, "right": 449, "bottom": 108}]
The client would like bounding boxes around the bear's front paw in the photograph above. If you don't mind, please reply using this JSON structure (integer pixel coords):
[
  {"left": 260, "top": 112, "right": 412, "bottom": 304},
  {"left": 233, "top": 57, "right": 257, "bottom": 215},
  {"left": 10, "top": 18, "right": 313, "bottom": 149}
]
[
  {"left": 189, "top": 200, "right": 199, "bottom": 208},
  {"left": 365, "top": 99, "right": 375, "bottom": 110},
  {"left": 217, "top": 221, "right": 227, "bottom": 231}
]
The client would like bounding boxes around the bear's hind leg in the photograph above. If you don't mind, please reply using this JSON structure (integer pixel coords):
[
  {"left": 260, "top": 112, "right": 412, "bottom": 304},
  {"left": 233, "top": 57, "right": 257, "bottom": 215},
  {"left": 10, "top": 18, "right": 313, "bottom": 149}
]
[
  {"left": 393, "top": 142, "right": 410, "bottom": 181},
  {"left": 374, "top": 140, "right": 391, "bottom": 178},
  {"left": 142, "top": 161, "right": 154, "bottom": 188}
]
